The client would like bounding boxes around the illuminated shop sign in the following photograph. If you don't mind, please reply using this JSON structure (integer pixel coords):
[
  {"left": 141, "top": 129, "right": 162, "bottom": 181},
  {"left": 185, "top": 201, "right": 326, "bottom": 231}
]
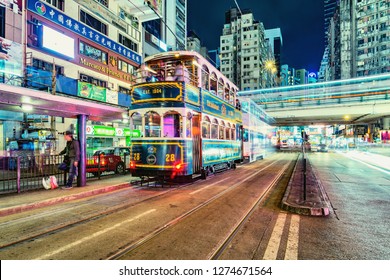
[
  {"left": 42, "top": 25, "right": 75, "bottom": 58},
  {"left": 86, "top": 125, "right": 140, "bottom": 137},
  {"left": 27, "top": 0, "right": 141, "bottom": 65}
]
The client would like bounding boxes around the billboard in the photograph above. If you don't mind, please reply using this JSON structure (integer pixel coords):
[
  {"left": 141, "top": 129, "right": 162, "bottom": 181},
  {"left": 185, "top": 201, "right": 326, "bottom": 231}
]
[{"left": 0, "top": 36, "right": 23, "bottom": 83}]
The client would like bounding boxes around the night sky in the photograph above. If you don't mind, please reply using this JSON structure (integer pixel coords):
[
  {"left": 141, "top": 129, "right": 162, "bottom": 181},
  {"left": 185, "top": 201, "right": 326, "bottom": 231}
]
[{"left": 187, "top": 0, "right": 325, "bottom": 73}]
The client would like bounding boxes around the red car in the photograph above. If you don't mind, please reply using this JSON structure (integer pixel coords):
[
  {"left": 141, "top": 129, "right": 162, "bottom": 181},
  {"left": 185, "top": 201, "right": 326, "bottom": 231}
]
[{"left": 86, "top": 147, "right": 130, "bottom": 176}]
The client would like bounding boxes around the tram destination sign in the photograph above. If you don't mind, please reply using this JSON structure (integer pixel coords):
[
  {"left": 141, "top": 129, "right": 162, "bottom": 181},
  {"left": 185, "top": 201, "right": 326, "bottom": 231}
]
[{"left": 131, "top": 83, "right": 182, "bottom": 104}]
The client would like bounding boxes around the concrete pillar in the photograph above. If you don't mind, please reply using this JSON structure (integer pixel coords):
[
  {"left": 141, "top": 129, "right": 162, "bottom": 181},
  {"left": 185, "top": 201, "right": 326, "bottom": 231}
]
[
  {"left": 77, "top": 114, "right": 87, "bottom": 187},
  {"left": 383, "top": 117, "right": 390, "bottom": 130}
]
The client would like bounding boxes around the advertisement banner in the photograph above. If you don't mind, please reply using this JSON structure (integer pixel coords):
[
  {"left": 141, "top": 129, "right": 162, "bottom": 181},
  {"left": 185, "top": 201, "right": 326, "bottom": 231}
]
[
  {"left": 0, "top": 36, "right": 23, "bottom": 83},
  {"left": 78, "top": 82, "right": 107, "bottom": 102}
]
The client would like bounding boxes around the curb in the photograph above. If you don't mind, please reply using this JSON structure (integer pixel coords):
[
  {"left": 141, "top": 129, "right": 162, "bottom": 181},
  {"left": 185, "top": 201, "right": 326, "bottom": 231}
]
[
  {"left": 0, "top": 183, "right": 131, "bottom": 217},
  {"left": 281, "top": 154, "right": 331, "bottom": 216}
]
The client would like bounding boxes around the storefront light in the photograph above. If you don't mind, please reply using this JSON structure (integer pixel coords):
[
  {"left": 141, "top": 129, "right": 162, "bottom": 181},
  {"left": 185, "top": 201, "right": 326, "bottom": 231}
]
[{"left": 20, "top": 104, "right": 33, "bottom": 112}]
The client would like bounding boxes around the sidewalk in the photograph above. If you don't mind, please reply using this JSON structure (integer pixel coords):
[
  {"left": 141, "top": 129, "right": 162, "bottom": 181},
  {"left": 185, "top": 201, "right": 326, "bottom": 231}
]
[
  {"left": 281, "top": 154, "right": 331, "bottom": 216},
  {"left": 0, "top": 175, "right": 136, "bottom": 217}
]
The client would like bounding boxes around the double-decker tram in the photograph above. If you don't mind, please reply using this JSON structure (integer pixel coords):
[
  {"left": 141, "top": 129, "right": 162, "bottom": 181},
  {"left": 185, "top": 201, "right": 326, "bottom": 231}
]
[
  {"left": 129, "top": 51, "right": 242, "bottom": 180},
  {"left": 239, "top": 97, "right": 273, "bottom": 163}
]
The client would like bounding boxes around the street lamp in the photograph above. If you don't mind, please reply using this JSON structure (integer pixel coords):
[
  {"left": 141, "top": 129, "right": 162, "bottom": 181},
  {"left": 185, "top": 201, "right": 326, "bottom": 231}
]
[{"left": 262, "top": 59, "right": 277, "bottom": 88}]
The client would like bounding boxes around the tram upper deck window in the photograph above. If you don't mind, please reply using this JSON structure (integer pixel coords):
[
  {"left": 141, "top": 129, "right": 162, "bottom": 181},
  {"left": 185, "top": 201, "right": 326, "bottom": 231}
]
[
  {"left": 163, "top": 112, "right": 181, "bottom": 137},
  {"left": 231, "top": 124, "right": 236, "bottom": 140},
  {"left": 145, "top": 112, "right": 161, "bottom": 137},
  {"left": 202, "top": 66, "right": 210, "bottom": 90}
]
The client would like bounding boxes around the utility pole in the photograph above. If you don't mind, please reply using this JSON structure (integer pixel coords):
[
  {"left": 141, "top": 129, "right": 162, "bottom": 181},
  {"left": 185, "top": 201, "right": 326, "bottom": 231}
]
[{"left": 50, "top": 60, "right": 56, "bottom": 147}]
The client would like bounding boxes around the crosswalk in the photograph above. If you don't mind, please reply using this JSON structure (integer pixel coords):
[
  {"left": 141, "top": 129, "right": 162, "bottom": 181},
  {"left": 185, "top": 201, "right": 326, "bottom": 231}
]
[{"left": 263, "top": 213, "right": 300, "bottom": 260}]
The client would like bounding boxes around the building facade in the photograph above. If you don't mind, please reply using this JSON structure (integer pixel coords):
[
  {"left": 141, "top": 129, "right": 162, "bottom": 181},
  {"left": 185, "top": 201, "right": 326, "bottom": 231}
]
[
  {"left": 220, "top": 8, "right": 274, "bottom": 91},
  {"left": 323, "top": 0, "right": 389, "bottom": 80},
  {"left": 0, "top": 0, "right": 188, "bottom": 155}
]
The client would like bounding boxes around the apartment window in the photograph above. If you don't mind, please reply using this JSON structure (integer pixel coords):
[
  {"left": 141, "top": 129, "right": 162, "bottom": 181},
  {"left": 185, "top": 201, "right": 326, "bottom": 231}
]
[
  {"left": 95, "top": 0, "right": 108, "bottom": 7},
  {"left": 80, "top": 41, "right": 107, "bottom": 64},
  {"left": 44, "top": 0, "right": 64, "bottom": 10},
  {"left": 0, "top": 6, "right": 5, "bottom": 37},
  {"left": 118, "top": 59, "right": 135, "bottom": 74},
  {"left": 80, "top": 10, "right": 107, "bottom": 35},
  {"left": 118, "top": 34, "right": 138, "bottom": 52}
]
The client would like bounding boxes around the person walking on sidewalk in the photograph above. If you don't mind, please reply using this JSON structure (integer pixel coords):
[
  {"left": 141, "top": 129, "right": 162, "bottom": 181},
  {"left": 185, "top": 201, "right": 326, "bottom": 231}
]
[{"left": 59, "top": 131, "right": 80, "bottom": 190}]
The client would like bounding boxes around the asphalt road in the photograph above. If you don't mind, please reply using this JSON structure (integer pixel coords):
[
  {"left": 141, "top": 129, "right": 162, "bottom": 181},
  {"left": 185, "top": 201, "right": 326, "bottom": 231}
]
[{"left": 0, "top": 151, "right": 388, "bottom": 260}]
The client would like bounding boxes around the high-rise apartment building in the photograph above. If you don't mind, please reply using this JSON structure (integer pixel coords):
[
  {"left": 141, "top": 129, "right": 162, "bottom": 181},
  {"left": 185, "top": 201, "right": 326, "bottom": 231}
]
[
  {"left": 164, "top": 0, "right": 187, "bottom": 51},
  {"left": 265, "top": 28, "right": 283, "bottom": 78},
  {"left": 220, "top": 8, "right": 274, "bottom": 91},
  {"left": 324, "top": 0, "right": 339, "bottom": 43},
  {"left": 324, "top": 0, "right": 389, "bottom": 80}
]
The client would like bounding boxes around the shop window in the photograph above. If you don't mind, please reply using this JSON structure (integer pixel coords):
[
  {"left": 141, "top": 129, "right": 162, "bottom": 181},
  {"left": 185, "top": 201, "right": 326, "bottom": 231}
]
[
  {"left": 32, "top": 58, "right": 64, "bottom": 75},
  {"left": 145, "top": 111, "right": 161, "bottom": 137},
  {"left": 80, "top": 41, "right": 107, "bottom": 64},
  {"left": 79, "top": 74, "right": 107, "bottom": 88},
  {"left": 163, "top": 112, "right": 181, "bottom": 137},
  {"left": 202, "top": 116, "right": 210, "bottom": 138},
  {"left": 118, "top": 59, "right": 135, "bottom": 74}
]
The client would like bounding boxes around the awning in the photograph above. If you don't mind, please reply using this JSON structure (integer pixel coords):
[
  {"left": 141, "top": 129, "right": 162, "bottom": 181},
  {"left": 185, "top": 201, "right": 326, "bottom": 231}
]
[{"left": 0, "top": 84, "right": 128, "bottom": 122}]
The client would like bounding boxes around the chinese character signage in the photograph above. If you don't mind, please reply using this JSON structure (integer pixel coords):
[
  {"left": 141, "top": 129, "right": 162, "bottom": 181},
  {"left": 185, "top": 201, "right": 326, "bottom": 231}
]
[{"left": 27, "top": 0, "right": 141, "bottom": 65}]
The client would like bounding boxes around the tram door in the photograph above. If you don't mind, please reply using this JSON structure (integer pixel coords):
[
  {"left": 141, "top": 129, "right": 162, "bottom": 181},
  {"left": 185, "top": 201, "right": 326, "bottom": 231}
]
[{"left": 191, "top": 114, "right": 201, "bottom": 174}]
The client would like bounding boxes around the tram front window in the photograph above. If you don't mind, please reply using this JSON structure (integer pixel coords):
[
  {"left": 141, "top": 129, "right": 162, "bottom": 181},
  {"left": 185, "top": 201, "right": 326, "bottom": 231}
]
[{"left": 145, "top": 112, "right": 161, "bottom": 137}]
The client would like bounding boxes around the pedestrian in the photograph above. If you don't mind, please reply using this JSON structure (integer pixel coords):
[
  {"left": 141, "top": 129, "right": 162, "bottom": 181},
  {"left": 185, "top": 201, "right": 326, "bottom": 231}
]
[{"left": 59, "top": 130, "right": 80, "bottom": 190}]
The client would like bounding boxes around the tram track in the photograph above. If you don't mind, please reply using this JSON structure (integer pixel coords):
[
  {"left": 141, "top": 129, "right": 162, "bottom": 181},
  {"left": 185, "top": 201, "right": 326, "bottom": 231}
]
[
  {"left": 107, "top": 154, "right": 295, "bottom": 260},
  {"left": 0, "top": 153, "right": 294, "bottom": 259},
  {"left": 0, "top": 181, "right": 193, "bottom": 250},
  {"left": 208, "top": 161, "right": 289, "bottom": 260}
]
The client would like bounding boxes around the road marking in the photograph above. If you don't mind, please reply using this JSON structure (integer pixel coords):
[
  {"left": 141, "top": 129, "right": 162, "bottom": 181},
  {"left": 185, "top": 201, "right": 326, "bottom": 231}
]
[
  {"left": 36, "top": 209, "right": 156, "bottom": 260},
  {"left": 263, "top": 212, "right": 287, "bottom": 260},
  {"left": 190, "top": 179, "right": 228, "bottom": 194},
  {"left": 284, "top": 214, "right": 300, "bottom": 260}
]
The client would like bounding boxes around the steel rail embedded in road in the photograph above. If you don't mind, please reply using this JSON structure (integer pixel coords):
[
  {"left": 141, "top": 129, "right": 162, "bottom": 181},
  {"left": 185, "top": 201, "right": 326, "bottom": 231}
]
[
  {"left": 208, "top": 161, "right": 290, "bottom": 260},
  {"left": 107, "top": 156, "right": 291, "bottom": 260}
]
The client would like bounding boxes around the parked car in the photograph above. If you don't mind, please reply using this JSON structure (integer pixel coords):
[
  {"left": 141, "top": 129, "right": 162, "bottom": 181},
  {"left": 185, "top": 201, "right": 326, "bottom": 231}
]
[
  {"left": 86, "top": 147, "right": 130, "bottom": 176},
  {"left": 316, "top": 144, "right": 328, "bottom": 152}
]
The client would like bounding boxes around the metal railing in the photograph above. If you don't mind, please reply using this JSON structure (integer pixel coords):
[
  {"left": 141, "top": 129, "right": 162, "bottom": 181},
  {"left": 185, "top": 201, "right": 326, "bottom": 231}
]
[{"left": 0, "top": 153, "right": 131, "bottom": 195}]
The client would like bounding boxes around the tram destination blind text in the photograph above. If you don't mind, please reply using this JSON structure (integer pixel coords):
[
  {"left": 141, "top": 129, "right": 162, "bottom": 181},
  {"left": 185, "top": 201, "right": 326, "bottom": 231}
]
[{"left": 118, "top": 265, "right": 272, "bottom": 278}]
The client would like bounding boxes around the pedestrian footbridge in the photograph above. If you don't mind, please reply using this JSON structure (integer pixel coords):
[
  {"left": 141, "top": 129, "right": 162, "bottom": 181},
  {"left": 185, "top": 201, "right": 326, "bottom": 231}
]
[{"left": 238, "top": 74, "right": 390, "bottom": 126}]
